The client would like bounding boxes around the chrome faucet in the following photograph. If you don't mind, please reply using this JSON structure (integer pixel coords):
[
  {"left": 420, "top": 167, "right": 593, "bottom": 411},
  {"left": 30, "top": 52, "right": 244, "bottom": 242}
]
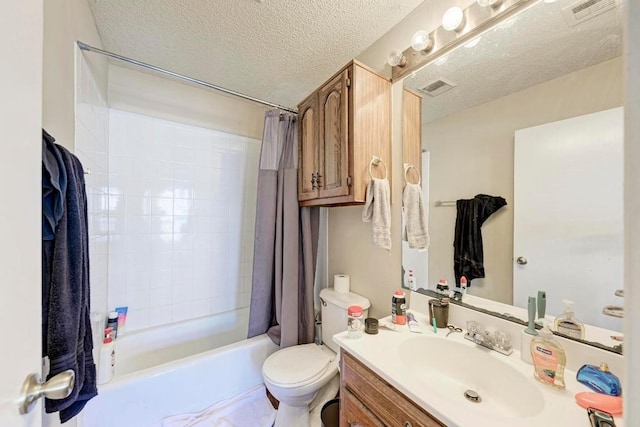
[{"left": 464, "top": 321, "right": 513, "bottom": 356}]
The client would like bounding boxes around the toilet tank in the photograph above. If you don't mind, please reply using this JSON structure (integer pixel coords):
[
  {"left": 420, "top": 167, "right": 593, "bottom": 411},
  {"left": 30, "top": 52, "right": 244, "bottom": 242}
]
[{"left": 319, "top": 288, "right": 371, "bottom": 353}]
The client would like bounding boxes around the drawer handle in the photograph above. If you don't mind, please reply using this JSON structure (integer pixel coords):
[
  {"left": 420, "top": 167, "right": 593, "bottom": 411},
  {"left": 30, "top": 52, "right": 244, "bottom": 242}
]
[{"left": 404, "top": 423, "right": 413, "bottom": 427}]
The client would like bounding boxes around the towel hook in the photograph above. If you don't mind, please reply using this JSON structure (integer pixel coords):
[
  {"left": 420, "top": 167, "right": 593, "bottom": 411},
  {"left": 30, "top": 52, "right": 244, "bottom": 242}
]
[
  {"left": 403, "top": 163, "right": 421, "bottom": 186},
  {"left": 369, "top": 156, "right": 388, "bottom": 180}
]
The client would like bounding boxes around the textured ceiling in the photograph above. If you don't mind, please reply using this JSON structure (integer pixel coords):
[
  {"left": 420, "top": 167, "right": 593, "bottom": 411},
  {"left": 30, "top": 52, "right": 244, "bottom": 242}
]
[
  {"left": 404, "top": 0, "right": 623, "bottom": 123},
  {"left": 87, "top": 0, "right": 424, "bottom": 109}
]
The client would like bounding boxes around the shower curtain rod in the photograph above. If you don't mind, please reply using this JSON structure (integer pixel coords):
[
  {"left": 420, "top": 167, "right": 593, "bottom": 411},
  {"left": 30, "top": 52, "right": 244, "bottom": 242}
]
[{"left": 77, "top": 41, "right": 298, "bottom": 114}]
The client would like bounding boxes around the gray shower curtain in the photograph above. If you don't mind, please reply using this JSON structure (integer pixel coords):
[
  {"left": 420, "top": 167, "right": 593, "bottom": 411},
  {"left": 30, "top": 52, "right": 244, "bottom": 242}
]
[{"left": 247, "top": 110, "right": 319, "bottom": 348}]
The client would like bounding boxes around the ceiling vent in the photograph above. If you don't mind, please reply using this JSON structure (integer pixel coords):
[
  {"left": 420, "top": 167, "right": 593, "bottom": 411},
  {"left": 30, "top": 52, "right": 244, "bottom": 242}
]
[
  {"left": 562, "top": 0, "right": 618, "bottom": 27},
  {"left": 419, "top": 78, "right": 457, "bottom": 97}
]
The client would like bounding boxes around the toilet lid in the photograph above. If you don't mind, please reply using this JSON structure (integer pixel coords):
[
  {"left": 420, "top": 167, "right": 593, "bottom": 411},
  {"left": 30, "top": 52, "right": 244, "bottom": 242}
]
[{"left": 263, "top": 344, "right": 333, "bottom": 386}]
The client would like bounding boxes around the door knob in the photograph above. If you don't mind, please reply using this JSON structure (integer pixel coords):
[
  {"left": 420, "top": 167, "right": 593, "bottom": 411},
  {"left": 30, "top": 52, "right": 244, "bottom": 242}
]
[
  {"left": 19, "top": 369, "right": 75, "bottom": 414},
  {"left": 516, "top": 256, "right": 528, "bottom": 265}
]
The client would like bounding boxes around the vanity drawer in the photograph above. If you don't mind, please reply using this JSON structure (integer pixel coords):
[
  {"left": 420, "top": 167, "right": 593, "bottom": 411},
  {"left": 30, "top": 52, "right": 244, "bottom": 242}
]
[
  {"left": 341, "top": 350, "right": 444, "bottom": 427},
  {"left": 342, "top": 388, "right": 385, "bottom": 427}
]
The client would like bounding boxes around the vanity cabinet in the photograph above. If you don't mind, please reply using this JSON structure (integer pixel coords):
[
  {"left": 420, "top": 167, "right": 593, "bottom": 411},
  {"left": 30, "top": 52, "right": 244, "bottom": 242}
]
[
  {"left": 297, "top": 61, "right": 391, "bottom": 206},
  {"left": 340, "top": 350, "right": 445, "bottom": 427}
]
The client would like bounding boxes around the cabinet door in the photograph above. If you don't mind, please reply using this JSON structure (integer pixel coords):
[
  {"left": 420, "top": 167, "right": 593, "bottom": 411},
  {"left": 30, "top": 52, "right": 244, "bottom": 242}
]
[
  {"left": 403, "top": 88, "right": 422, "bottom": 187},
  {"left": 341, "top": 351, "right": 445, "bottom": 427},
  {"left": 318, "top": 69, "right": 350, "bottom": 199},
  {"left": 298, "top": 94, "right": 319, "bottom": 201}
]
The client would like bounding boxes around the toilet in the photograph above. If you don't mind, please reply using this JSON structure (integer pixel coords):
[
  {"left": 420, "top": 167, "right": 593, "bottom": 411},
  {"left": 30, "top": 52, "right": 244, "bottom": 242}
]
[{"left": 262, "top": 287, "right": 370, "bottom": 427}]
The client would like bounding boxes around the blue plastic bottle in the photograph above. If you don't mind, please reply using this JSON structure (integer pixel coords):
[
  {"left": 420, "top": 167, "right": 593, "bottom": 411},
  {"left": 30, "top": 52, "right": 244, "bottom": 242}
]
[{"left": 576, "top": 363, "right": 621, "bottom": 396}]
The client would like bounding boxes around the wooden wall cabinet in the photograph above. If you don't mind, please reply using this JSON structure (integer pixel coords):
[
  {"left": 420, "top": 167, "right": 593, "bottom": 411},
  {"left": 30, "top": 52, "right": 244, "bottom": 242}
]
[
  {"left": 298, "top": 61, "right": 391, "bottom": 206},
  {"left": 402, "top": 88, "right": 423, "bottom": 188},
  {"left": 340, "top": 350, "right": 445, "bottom": 427}
]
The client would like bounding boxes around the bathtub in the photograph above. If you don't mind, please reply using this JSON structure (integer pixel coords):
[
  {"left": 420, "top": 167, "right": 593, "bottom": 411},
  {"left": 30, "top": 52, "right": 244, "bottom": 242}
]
[
  {"left": 73, "top": 311, "right": 278, "bottom": 427},
  {"left": 113, "top": 308, "right": 251, "bottom": 375}
]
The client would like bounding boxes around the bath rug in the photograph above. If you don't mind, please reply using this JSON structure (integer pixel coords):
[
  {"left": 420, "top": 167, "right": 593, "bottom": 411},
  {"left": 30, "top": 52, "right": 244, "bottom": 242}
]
[{"left": 161, "top": 384, "right": 276, "bottom": 427}]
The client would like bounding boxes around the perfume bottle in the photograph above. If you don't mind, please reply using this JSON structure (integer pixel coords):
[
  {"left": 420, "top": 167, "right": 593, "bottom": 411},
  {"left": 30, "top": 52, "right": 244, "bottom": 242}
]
[{"left": 577, "top": 363, "right": 621, "bottom": 396}]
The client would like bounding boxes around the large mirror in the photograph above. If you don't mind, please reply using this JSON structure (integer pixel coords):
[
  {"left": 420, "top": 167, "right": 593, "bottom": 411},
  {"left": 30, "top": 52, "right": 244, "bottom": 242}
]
[{"left": 400, "top": 0, "right": 623, "bottom": 350}]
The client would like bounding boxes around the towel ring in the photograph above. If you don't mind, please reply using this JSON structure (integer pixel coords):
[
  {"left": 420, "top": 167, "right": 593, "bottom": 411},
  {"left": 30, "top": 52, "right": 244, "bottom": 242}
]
[
  {"left": 369, "top": 156, "right": 388, "bottom": 180},
  {"left": 403, "top": 163, "right": 421, "bottom": 186}
]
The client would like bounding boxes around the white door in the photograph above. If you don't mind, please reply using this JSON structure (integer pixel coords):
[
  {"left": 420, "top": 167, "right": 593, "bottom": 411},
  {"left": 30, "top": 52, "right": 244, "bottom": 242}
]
[
  {"left": 0, "top": 1, "right": 44, "bottom": 426},
  {"left": 513, "top": 107, "right": 623, "bottom": 331}
]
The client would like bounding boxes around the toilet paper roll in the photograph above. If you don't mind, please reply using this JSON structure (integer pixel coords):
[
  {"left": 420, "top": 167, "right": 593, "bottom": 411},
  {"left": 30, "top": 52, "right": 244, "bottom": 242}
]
[{"left": 334, "top": 274, "right": 350, "bottom": 294}]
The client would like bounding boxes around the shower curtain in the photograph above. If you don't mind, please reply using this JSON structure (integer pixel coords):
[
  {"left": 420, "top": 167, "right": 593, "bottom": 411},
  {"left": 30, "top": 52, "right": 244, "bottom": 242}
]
[{"left": 247, "top": 110, "right": 319, "bottom": 348}]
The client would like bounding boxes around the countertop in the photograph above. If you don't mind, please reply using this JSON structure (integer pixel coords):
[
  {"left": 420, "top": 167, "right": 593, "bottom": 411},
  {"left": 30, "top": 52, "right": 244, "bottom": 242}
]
[{"left": 333, "top": 311, "right": 623, "bottom": 427}]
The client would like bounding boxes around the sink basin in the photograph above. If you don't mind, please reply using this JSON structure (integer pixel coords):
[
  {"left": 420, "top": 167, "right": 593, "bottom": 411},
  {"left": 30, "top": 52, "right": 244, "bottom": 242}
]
[{"left": 397, "top": 336, "right": 545, "bottom": 419}]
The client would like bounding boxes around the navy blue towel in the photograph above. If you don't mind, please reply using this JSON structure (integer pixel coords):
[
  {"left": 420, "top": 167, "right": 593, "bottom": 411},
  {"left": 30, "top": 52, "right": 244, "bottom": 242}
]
[
  {"left": 42, "top": 133, "right": 97, "bottom": 423},
  {"left": 453, "top": 194, "right": 507, "bottom": 286},
  {"left": 42, "top": 129, "right": 67, "bottom": 241}
]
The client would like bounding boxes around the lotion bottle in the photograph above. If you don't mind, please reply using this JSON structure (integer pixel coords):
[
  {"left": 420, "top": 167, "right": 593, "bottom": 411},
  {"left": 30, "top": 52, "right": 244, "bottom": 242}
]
[
  {"left": 97, "top": 327, "right": 116, "bottom": 385},
  {"left": 554, "top": 299, "right": 585, "bottom": 339},
  {"left": 530, "top": 321, "right": 566, "bottom": 389}
]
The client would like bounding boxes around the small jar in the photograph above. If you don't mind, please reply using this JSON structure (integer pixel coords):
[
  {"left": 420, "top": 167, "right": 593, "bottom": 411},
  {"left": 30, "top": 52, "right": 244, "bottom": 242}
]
[
  {"left": 365, "top": 318, "right": 379, "bottom": 335},
  {"left": 347, "top": 305, "right": 364, "bottom": 339}
]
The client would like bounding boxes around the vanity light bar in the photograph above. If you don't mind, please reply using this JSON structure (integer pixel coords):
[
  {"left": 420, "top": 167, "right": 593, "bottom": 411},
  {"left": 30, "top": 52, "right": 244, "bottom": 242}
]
[{"left": 391, "top": 0, "right": 543, "bottom": 81}]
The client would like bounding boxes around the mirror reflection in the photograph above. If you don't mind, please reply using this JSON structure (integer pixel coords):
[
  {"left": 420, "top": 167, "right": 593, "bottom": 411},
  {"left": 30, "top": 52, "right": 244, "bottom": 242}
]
[{"left": 401, "top": 0, "right": 623, "bottom": 349}]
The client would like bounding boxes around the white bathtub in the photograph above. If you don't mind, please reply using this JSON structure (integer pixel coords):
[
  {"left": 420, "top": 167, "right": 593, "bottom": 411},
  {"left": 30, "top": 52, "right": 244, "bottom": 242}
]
[
  {"left": 70, "top": 310, "right": 278, "bottom": 427},
  {"left": 114, "top": 308, "right": 251, "bottom": 375}
]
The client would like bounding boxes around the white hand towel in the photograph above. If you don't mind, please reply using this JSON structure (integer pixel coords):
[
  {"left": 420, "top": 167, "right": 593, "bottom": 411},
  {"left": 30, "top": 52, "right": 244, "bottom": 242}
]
[
  {"left": 402, "top": 182, "right": 429, "bottom": 251},
  {"left": 362, "top": 178, "right": 391, "bottom": 251}
]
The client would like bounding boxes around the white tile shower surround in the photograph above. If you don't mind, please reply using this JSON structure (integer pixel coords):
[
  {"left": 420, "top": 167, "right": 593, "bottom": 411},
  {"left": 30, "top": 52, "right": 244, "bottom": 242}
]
[
  {"left": 108, "top": 110, "right": 260, "bottom": 332},
  {"left": 74, "top": 53, "right": 110, "bottom": 336}
]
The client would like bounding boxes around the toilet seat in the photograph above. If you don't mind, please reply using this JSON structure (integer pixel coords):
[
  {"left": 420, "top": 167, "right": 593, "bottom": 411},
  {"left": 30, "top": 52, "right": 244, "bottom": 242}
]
[{"left": 263, "top": 344, "right": 335, "bottom": 387}]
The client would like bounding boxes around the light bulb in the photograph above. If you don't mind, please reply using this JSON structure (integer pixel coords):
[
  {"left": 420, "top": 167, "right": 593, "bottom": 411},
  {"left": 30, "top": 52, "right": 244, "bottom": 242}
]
[
  {"left": 387, "top": 49, "right": 407, "bottom": 67},
  {"left": 499, "top": 17, "right": 517, "bottom": 29},
  {"left": 442, "top": 7, "right": 465, "bottom": 32},
  {"left": 464, "top": 36, "right": 481, "bottom": 48},
  {"left": 435, "top": 55, "right": 448, "bottom": 66},
  {"left": 411, "top": 30, "right": 433, "bottom": 52},
  {"left": 477, "top": 0, "right": 503, "bottom": 7}
]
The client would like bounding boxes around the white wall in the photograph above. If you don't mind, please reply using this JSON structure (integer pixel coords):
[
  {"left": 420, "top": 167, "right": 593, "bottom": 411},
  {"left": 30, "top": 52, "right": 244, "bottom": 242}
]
[
  {"left": 108, "top": 64, "right": 267, "bottom": 140},
  {"left": 43, "top": 0, "right": 107, "bottom": 151},
  {"left": 107, "top": 110, "right": 260, "bottom": 331},
  {"left": 423, "top": 57, "right": 623, "bottom": 304}
]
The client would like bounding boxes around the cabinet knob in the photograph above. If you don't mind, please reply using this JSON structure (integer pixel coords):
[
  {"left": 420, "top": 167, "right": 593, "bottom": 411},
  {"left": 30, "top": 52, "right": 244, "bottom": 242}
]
[{"left": 404, "top": 423, "right": 413, "bottom": 427}]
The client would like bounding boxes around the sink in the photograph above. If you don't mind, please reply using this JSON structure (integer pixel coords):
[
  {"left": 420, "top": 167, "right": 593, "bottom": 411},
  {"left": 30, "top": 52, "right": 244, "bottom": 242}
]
[{"left": 397, "top": 336, "right": 545, "bottom": 419}]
